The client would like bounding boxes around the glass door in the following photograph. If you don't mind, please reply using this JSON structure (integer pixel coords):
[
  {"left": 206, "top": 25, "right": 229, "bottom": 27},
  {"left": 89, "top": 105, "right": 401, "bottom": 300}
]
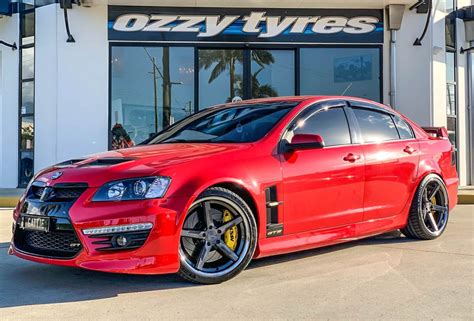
[
  {"left": 250, "top": 49, "right": 295, "bottom": 98},
  {"left": 198, "top": 48, "right": 296, "bottom": 108},
  {"left": 198, "top": 49, "right": 244, "bottom": 108}
]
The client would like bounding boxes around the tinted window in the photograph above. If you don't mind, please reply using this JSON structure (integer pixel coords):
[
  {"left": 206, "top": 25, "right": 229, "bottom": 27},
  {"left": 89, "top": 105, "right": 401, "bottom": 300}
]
[
  {"left": 291, "top": 107, "right": 351, "bottom": 147},
  {"left": 151, "top": 102, "right": 296, "bottom": 144},
  {"left": 393, "top": 115, "right": 414, "bottom": 139},
  {"left": 111, "top": 46, "right": 195, "bottom": 147},
  {"left": 353, "top": 109, "right": 399, "bottom": 143}
]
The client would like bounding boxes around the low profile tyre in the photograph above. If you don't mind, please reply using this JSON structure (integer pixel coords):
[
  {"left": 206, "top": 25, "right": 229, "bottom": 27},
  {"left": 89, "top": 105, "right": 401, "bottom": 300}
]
[
  {"left": 402, "top": 174, "right": 450, "bottom": 240},
  {"left": 178, "top": 187, "right": 257, "bottom": 284}
]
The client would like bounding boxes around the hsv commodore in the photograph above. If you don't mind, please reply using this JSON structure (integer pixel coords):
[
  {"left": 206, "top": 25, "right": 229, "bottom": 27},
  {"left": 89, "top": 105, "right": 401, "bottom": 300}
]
[{"left": 10, "top": 96, "right": 458, "bottom": 284}]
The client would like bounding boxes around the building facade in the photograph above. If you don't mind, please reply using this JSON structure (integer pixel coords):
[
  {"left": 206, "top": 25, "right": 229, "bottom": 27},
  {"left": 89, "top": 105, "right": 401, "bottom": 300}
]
[{"left": 0, "top": 0, "right": 473, "bottom": 188}]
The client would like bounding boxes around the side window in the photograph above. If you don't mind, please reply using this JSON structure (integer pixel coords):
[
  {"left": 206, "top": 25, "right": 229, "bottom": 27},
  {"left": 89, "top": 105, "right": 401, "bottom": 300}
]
[
  {"left": 393, "top": 115, "right": 414, "bottom": 139},
  {"left": 290, "top": 107, "right": 351, "bottom": 147},
  {"left": 353, "top": 108, "right": 399, "bottom": 143}
]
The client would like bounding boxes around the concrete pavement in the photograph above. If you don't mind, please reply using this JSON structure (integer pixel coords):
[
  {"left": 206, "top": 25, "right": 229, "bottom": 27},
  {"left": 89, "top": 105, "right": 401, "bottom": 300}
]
[{"left": 0, "top": 206, "right": 473, "bottom": 320}]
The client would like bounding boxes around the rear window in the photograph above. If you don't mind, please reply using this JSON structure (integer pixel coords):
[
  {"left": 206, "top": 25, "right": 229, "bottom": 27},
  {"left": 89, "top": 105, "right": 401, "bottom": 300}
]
[
  {"left": 393, "top": 115, "right": 414, "bottom": 139},
  {"left": 353, "top": 108, "right": 399, "bottom": 143}
]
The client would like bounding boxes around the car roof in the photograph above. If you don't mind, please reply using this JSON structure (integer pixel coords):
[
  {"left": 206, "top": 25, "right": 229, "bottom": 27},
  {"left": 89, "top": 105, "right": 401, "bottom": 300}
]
[{"left": 215, "top": 96, "right": 392, "bottom": 111}]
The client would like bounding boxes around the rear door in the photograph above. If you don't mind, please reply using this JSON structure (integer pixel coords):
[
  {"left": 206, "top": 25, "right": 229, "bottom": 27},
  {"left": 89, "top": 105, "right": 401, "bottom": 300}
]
[
  {"left": 348, "top": 103, "right": 420, "bottom": 220},
  {"left": 280, "top": 101, "right": 365, "bottom": 234}
]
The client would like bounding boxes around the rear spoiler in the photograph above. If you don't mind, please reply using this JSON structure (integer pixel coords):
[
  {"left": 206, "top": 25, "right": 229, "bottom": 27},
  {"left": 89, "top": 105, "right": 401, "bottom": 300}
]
[{"left": 422, "top": 126, "right": 449, "bottom": 138}]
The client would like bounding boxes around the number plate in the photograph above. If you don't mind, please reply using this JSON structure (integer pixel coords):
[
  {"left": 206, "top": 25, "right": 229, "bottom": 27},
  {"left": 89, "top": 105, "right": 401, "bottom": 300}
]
[{"left": 19, "top": 215, "right": 50, "bottom": 233}]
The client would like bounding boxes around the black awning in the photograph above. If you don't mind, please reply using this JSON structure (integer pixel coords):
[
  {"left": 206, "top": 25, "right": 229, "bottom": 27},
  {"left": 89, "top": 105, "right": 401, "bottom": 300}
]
[
  {"left": 457, "top": 5, "right": 474, "bottom": 21},
  {"left": 0, "top": 0, "right": 12, "bottom": 16}
]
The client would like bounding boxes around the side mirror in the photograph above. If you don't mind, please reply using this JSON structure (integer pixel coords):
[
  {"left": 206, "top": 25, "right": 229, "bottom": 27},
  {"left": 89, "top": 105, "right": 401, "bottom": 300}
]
[{"left": 286, "top": 134, "right": 325, "bottom": 151}]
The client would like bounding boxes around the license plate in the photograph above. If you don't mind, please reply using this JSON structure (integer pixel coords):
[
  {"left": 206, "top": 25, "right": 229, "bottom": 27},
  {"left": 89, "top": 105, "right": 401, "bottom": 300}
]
[{"left": 19, "top": 215, "right": 50, "bottom": 232}]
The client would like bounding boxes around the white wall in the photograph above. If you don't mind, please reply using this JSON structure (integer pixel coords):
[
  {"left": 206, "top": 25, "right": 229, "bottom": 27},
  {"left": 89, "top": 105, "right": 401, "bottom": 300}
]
[
  {"left": 395, "top": 7, "right": 433, "bottom": 126},
  {"left": 35, "top": 4, "right": 109, "bottom": 172},
  {"left": 0, "top": 15, "right": 19, "bottom": 188}
]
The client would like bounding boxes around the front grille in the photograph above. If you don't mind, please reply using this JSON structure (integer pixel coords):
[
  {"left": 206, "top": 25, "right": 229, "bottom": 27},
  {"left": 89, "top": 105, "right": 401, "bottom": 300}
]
[
  {"left": 14, "top": 181, "right": 87, "bottom": 259},
  {"left": 14, "top": 228, "right": 82, "bottom": 259},
  {"left": 54, "top": 187, "right": 86, "bottom": 199},
  {"left": 25, "top": 231, "right": 81, "bottom": 254},
  {"left": 32, "top": 185, "right": 45, "bottom": 198},
  {"left": 29, "top": 183, "right": 87, "bottom": 202}
]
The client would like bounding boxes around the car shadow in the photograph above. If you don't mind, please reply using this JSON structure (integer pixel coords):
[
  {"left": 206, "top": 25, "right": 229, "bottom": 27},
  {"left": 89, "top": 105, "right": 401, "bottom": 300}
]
[
  {"left": 248, "top": 230, "right": 417, "bottom": 269},
  {"left": 0, "top": 231, "right": 416, "bottom": 309}
]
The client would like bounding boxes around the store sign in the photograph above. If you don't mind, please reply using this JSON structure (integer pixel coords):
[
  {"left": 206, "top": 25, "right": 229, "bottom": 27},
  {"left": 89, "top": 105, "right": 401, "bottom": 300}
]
[{"left": 108, "top": 6, "right": 383, "bottom": 43}]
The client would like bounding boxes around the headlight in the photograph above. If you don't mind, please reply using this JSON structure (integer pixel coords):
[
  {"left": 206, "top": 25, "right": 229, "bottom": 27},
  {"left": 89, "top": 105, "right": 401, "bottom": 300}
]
[{"left": 92, "top": 176, "right": 171, "bottom": 201}]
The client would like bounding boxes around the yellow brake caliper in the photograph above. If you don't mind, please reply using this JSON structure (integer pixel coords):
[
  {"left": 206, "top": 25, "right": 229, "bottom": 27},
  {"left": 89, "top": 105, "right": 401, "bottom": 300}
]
[
  {"left": 431, "top": 196, "right": 437, "bottom": 215},
  {"left": 223, "top": 210, "right": 238, "bottom": 251}
]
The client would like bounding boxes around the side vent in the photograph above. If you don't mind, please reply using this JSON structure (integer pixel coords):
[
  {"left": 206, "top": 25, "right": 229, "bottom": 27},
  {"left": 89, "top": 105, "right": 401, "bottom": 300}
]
[{"left": 265, "top": 186, "right": 283, "bottom": 238}]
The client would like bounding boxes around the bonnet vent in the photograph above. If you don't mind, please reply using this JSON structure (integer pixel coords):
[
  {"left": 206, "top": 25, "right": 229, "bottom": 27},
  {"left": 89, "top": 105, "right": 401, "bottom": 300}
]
[
  {"left": 79, "top": 157, "right": 136, "bottom": 166},
  {"left": 54, "top": 158, "right": 135, "bottom": 168}
]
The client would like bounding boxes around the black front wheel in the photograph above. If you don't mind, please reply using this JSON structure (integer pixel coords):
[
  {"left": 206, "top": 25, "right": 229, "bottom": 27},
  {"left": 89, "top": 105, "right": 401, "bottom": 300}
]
[{"left": 178, "top": 187, "right": 257, "bottom": 284}]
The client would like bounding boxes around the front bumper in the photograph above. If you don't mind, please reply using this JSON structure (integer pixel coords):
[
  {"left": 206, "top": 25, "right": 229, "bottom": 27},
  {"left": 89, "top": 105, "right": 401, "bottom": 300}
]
[{"left": 10, "top": 187, "right": 191, "bottom": 275}]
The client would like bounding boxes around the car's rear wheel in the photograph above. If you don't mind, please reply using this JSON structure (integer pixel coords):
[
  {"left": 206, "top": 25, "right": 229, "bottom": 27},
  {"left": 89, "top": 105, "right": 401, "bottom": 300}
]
[
  {"left": 402, "top": 174, "right": 449, "bottom": 240},
  {"left": 178, "top": 187, "right": 257, "bottom": 284}
]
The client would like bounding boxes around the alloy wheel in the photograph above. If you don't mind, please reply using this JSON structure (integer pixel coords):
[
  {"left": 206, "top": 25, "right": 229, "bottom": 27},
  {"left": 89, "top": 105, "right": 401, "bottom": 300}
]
[
  {"left": 419, "top": 179, "right": 449, "bottom": 236},
  {"left": 179, "top": 196, "right": 251, "bottom": 278}
]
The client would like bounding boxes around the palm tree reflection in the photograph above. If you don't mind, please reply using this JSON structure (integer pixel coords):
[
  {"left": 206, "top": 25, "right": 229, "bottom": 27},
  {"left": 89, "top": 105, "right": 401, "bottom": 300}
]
[{"left": 199, "top": 49, "right": 278, "bottom": 101}]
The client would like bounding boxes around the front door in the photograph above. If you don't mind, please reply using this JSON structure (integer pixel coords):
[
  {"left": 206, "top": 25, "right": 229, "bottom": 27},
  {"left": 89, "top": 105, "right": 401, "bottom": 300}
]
[{"left": 280, "top": 102, "right": 365, "bottom": 234}]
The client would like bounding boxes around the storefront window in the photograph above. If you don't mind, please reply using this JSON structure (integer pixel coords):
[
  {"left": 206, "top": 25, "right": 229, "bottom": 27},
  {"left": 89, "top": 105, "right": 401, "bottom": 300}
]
[
  {"left": 111, "top": 46, "right": 195, "bottom": 147},
  {"left": 251, "top": 50, "right": 295, "bottom": 98},
  {"left": 110, "top": 45, "right": 382, "bottom": 149},
  {"left": 199, "top": 49, "right": 244, "bottom": 107},
  {"left": 21, "top": 47, "right": 34, "bottom": 79},
  {"left": 21, "top": 116, "right": 34, "bottom": 149},
  {"left": 300, "top": 48, "right": 381, "bottom": 102}
]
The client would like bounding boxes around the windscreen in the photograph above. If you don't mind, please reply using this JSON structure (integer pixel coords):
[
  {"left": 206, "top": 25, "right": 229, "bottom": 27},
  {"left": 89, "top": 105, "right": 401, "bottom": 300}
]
[{"left": 148, "top": 102, "right": 297, "bottom": 144}]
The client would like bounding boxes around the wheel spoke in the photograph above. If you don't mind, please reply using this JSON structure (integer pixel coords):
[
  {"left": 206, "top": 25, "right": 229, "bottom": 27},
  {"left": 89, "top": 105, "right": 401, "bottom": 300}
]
[
  {"left": 216, "top": 242, "right": 239, "bottom": 261},
  {"left": 428, "top": 184, "right": 440, "bottom": 200},
  {"left": 422, "top": 189, "right": 429, "bottom": 202},
  {"left": 182, "top": 229, "right": 205, "bottom": 240},
  {"left": 196, "top": 243, "right": 211, "bottom": 270},
  {"left": 426, "top": 212, "right": 439, "bottom": 232},
  {"left": 202, "top": 202, "right": 213, "bottom": 227},
  {"left": 219, "top": 217, "right": 243, "bottom": 232},
  {"left": 432, "top": 204, "right": 448, "bottom": 213}
]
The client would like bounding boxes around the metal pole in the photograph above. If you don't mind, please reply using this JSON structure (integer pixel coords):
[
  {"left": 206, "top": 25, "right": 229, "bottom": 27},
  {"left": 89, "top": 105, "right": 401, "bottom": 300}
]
[
  {"left": 152, "top": 57, "right": 158, "bottom": 133},
  {"left": 467, "top": 45, "right": 474, "bottom": 184},
  {"left": 390, "top": 29, "right": 397, "bottom": 109}
]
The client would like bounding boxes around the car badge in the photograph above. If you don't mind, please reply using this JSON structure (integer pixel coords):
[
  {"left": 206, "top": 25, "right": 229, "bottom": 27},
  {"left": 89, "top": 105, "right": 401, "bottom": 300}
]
[{"left": 51, "top": 171, "right": 63, "bottom": 180}]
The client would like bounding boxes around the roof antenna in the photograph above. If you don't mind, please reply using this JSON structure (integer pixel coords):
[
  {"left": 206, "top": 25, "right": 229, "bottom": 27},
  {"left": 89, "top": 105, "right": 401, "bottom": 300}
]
[{"left": 340, "top": 83, "right": 353, "bottom": 96}]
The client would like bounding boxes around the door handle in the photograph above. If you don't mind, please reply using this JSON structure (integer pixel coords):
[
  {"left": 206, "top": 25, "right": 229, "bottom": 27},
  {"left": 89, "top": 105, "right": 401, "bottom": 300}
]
[
  {"left": 403, "top": 146, "right": 416, "bottom": 154},
  {"left": 343, "top": 153, "right": 361, "bottom": 162}
]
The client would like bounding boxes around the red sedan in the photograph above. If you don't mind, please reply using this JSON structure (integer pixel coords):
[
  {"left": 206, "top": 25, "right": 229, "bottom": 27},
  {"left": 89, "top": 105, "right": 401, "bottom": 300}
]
[{"left": 10, "top": 96, "right": 458, "bottom": 284}]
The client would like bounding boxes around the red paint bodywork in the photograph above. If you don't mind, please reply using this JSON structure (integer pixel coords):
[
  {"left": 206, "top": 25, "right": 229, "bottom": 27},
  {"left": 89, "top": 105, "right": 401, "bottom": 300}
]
[{"left": 10, "top": 96, "right": 458, "bottom": 274}]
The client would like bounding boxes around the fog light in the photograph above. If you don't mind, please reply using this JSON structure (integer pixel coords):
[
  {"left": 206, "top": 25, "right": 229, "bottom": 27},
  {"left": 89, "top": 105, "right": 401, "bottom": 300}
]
[
  {"left": 82, "top": 223, "right": 153, "bottom": 235},
  {"left": 116, "top": 235, "right": 129, "bottom": 247}
]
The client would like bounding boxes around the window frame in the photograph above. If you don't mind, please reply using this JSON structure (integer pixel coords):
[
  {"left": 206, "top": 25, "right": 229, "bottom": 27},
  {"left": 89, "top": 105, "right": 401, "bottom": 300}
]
[
  {"left": 18, "top": 4, "right": 36, "bottom": 188},
  {"left": 391, "top": 114, "right": 415, "bottom": 140}
]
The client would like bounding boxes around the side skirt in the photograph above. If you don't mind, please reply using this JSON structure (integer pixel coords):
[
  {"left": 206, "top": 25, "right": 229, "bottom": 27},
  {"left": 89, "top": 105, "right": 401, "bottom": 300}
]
[{"left": 254, "top": 214, "right": 406, "bottom": 259}]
